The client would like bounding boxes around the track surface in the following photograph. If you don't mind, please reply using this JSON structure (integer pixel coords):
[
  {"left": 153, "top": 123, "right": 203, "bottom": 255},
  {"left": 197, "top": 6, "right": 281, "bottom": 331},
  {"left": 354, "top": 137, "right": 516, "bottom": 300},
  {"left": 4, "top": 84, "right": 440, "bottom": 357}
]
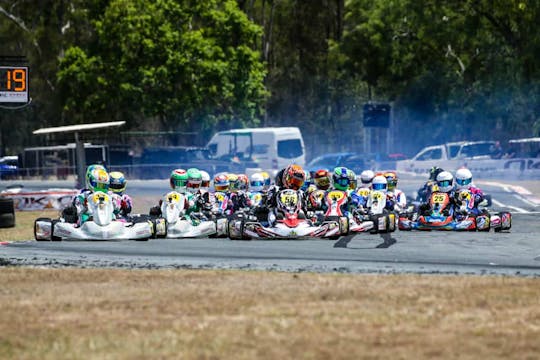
[{"left": 1, "top": 177, "right": 540, "bottom": 276}]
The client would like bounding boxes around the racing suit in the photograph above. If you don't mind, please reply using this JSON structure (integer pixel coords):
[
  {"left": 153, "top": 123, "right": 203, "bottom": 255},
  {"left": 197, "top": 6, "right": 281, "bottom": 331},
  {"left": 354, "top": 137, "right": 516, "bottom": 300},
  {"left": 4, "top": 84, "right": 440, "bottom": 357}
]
[{"left": 453, "top": 186, "right": 485, "bottom": 216}]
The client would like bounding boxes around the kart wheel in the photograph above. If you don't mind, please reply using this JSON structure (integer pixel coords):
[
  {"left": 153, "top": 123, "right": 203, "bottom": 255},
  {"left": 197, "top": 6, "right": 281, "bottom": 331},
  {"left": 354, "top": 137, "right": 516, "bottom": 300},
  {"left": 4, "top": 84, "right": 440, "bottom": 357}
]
[
  {"left": 34, "top": 217, "right": 52, "bottom": 241},
  {"left": 387, "top": 213, "right": 396, "bottom": 233},
  {"left": 151, "top": 218, "right": 167, "bottom": 239},
  {"left": 50, "top": 220, "right": 62, "bottom": 241},
  {"left": 228, "top": 220, "right": 241, "bottom": 240},
  {"left": 370, "top": 215, "right": 382, "bottom": 234},
  {"left": 339, "top": 216, "right": 349, "bottom": 236}
]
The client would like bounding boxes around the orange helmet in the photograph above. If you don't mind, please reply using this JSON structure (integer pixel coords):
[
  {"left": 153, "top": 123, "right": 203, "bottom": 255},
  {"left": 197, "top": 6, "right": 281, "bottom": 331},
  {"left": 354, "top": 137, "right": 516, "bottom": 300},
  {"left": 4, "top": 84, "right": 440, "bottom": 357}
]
[
  {"left": 283, "top": 164, "right": 305, "bottom": 190},
  {"left": 213, "top": 173, "right": 229, "bottom": 192},
  {"left": 237, "top": 174, "right": 249, "bottom": 191},
  {"left": 313, "top": 169, "right": 331, "bottom": 190}
]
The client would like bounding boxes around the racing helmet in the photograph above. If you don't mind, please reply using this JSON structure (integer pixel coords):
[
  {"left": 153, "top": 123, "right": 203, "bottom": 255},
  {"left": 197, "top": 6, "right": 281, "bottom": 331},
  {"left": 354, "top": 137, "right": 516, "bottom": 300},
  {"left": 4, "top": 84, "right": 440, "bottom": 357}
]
[
  {"left": 384, "top": 171, "right": 398, "bottom": 191},
  {"left": 371, "top": 175, "right": 388, "bottom": 193},
  {"left": 347, "top": 169, "right": 357, "bottom": 190},
  {"left": 260, "top": 171, "right": 271, "bottom": 189},
  {"left": 200, "top": 170, "right": 211, "bottom": 190},
  {"left": 436, "top": 171, "right": 454, "bottom": 193},
  {"left": 109, "top": 171, "right": 127, "bottom": 194},
  {"left": 313, "top": 169, "right": 331, "bottom": 190},
  {"left": 86, "top": 164, "right": 110, "bottom": 193},
  {"left": 249, "top": 172, "right": 265, "bottom": 192},
  {"left": 170, "top": 169, "right": 188, "bottom": 191},
  {"left": 213, "top": 173, "right": 229, "bottom": 192},
  {"left": 237, "top": 174, "right": 249, "bottom": 191},
  {"left": 360, "top": 170, "right": 375, "bottom": 185},
  {"left": 228, "top": 173, "right": 240, "bottom": 192},
  {"left": 186, "top": 168, "right": 202, "bottom": 193},
  {"left": 455, "top": 168, "right": 473, "bottom": 190},
  {"left": 283, "top": 164, "right": 305, "bottom": 190},
  {"left": 429, "top": 166, "right": 445, "bottom": 181},
  {"left": 332, "top": 167, "right": 351, "bottom": 191}
]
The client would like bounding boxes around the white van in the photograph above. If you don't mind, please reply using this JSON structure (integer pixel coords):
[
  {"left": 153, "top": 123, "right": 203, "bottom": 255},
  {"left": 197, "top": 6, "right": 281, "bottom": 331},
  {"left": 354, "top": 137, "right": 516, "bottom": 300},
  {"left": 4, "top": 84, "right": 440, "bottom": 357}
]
[{"left": 206, "top": 127, "right": 306, "bottom": 171}]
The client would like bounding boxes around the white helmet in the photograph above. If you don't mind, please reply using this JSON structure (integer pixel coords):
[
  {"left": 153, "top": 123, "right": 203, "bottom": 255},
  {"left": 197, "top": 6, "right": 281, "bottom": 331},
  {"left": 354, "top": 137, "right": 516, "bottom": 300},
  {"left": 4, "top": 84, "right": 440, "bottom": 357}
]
[
  {"left": 436, "top": 171, "right": 454, "bottom": 193},
  {"left": 360, "top": 170, "right": 375, "bottom": 185},
  {"left": 371, "top": 175, "right": 387, "bottom": 193},
  {"left": 455, "top": 168, "right": 473, "bottom": 190},
  {"left": 200, "top": 170, "right": 210, "bottom": 190},
  {"left": 249, "top": 172, "right": 265, "bottom": 192}
]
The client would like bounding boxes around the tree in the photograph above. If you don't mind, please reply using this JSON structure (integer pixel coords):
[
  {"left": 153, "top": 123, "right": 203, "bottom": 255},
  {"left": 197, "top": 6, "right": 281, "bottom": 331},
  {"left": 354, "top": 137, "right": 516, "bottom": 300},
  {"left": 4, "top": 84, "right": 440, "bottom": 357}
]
[{"left": 57, "top": 0, "right": 268, "bottom": 145}]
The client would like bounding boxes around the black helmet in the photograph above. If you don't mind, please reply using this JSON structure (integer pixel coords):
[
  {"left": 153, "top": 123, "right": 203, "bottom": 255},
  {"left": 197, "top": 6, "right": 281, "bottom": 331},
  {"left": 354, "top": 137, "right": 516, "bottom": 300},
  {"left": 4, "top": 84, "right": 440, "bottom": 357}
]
[{"left": 429, "top": 166, "right": 444, "bottom": 181}]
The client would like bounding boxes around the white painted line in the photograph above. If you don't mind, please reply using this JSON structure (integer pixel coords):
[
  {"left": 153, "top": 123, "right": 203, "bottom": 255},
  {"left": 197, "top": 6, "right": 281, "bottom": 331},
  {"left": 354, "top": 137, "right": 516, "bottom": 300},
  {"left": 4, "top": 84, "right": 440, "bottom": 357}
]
[
  {"left": 512, "top": 194, "right": 539, "bottom": 208},
  {"left": 491, "top": 198, "right": 528, "bottom": 213}
]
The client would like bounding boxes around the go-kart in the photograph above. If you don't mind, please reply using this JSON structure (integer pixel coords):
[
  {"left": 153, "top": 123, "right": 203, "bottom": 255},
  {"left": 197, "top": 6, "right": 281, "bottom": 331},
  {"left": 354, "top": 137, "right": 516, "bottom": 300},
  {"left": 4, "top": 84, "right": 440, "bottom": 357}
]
[
  {"left": 228, "top": 189, "right": 345, "bottom": 240},
  {"left": 399, "top": 189, "right": 511, "bottom": 232},
  {"left": 305, "top": 189, "right": 349, "bottom": 238},
  {"left": 349, "top": 188, "right": 396, "bottom": 234},
  {"left": 34, "top": 192, "right": 155, "bottom": 241},
  {"left": 156, "top": 191, "right": 227, "bottom": 238}
]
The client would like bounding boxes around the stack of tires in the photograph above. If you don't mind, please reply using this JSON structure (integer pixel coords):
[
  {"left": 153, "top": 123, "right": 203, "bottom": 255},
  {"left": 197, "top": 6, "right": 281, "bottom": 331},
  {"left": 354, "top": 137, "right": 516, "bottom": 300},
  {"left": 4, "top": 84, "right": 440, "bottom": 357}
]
[{"left": 0, "top": 197, "right": 16, "bottom": 228}]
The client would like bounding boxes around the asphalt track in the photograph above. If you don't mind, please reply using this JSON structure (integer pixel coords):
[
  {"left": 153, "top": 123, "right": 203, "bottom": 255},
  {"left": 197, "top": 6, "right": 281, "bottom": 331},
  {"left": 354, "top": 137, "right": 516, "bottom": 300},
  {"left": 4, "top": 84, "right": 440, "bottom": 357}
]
[{"left": 1, "top": 177, "right": 540, "bottom": 276}]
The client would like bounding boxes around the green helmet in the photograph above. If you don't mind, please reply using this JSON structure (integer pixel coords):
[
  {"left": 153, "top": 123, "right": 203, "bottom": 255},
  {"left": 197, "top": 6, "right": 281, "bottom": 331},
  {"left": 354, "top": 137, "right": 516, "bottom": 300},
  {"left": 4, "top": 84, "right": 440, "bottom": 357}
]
[
  {"left": 332, "top": 167, "right": 350, "bottom": 191},
  {"left": 186, "top": 168, "right": 202, "bottom": 193},
  {"left": 170, "top": 169, "right": 188, "bottom": 191},
  {"left": 85, "top": 164, "right": 109, "bottom": 192}
]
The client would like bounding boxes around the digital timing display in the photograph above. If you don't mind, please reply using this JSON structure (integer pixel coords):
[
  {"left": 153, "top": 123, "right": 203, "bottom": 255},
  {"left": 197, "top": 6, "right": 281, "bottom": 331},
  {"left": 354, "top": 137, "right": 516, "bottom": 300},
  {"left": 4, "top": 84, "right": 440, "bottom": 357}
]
[{"left": 0, "top": 66, "right": 28, "bottom": 103}]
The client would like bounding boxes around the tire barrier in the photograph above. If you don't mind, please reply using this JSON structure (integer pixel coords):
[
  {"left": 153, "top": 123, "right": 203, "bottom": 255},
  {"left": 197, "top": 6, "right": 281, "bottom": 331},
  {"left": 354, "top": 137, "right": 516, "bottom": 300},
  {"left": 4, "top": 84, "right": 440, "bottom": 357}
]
[{"left": 0, "top": 197, "right": 16, "bottom": 228}]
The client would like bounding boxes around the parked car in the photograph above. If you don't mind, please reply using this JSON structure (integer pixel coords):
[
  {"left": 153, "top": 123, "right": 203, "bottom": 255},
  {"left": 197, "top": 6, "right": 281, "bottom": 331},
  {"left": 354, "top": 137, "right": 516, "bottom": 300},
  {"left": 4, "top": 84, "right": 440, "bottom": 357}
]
[
  {"left": 0, "top": 156, "right": 18, "bottom": 179},
  {"left": 307, "top": 152, "right": 407, "bottom": 174},
  {"left": 306, "top": 152, "right": 357, "bottom": 173},
  {"left": 135, "top": 146, "right": 251, "bottom": 179}
]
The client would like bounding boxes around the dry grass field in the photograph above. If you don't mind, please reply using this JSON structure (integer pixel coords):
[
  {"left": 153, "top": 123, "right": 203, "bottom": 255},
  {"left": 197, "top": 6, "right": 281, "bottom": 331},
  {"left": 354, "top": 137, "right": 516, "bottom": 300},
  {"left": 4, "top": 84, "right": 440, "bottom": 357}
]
[
  {"left": 0, "top": 268, "right": 539, "bottom": 359},
  {"left": 1, "top": 202, "right": 540, "bottom": 359}
]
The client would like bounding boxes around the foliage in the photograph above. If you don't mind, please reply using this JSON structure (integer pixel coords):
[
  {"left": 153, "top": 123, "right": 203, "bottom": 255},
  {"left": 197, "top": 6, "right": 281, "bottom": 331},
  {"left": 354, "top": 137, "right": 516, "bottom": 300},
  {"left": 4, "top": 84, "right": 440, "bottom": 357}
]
[
  {"left": 56, "top": 0, "right": 267, "bottom": 145},
  {"left": 1, "top": 0, "right": 540, "bottom": 156}
]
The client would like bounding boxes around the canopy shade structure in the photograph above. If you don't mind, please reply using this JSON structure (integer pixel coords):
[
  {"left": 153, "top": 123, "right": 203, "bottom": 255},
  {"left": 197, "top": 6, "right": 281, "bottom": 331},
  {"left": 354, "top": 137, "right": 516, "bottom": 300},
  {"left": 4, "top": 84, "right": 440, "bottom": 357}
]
[
  {"left": 33, "top": 121, "right": 125, "bottom": 135},
  {"left": 33, "top": 121, "right": 126, "bottom": 187}
]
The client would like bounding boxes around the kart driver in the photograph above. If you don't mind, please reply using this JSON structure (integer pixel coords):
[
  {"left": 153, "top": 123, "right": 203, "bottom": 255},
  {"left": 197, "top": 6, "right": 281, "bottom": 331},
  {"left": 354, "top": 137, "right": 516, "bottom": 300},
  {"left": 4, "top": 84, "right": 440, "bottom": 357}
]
[
  {"left": 109, "top": 171, "right": 133, "bottom": 218},
  {"left": 67, "top": 164, "right": 111, "bottom": 226},
  {"left": 453, "top": 167, "right": 486, "bottom": 216}
]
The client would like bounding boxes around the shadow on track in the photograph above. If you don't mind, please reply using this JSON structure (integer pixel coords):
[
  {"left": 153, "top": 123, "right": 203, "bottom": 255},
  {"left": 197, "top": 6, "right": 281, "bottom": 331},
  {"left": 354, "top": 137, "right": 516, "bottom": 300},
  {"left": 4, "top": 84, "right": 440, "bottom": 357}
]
[{"left": 333, "top": 232, "right": 397, "bottom": 249}]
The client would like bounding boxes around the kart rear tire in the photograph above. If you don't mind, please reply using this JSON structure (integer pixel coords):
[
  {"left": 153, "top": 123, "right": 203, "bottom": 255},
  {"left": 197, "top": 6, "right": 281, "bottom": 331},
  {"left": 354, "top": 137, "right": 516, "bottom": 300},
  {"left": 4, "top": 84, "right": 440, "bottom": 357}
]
[
  {"left": 50, "top": 219, "right": 62, "bottom": 241},
  {"left": 387, "top": 213, "right": 396, "bottom": 233},
  {"left": 370, "top": 215, "right": 381, "bottom": 234},
  {"left": 229, "top": 220, "right": 251, "bottom": 240},
  {"left": 151, "top": 218, "right": 167, "bottom": 239},
  {"left": 0, "top": 197, "right": 15, "bottom": 228}
]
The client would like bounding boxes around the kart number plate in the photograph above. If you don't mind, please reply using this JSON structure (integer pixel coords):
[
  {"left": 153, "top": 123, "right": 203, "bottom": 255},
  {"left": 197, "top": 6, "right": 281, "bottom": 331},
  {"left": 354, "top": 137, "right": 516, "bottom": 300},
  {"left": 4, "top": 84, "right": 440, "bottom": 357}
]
[
  {"left": 167, "top": 192, "right": 181, "bottom": 203},
  {"left": 358, "top": 189, "right": 370, "bottom": 197},
  {"left": 432, "top": 194, "right": 447, "bottom": 203},
  {"left": 92, "top": 193, "right": 109, "bottom": 203},
  {"left": 328, "top": 191, "right": 345, "bottom": 202}
]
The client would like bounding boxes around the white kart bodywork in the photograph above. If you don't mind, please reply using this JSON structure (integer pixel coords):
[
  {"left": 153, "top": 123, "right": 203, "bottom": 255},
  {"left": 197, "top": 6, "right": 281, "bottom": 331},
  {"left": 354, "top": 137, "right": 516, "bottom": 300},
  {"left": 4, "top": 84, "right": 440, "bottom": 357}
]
[
  {"left": 160, "top": 191, "right": 225, "bottom": 238},
  {"left": 349, "top": 189, "right": 396, "bottom": 233},
  {"left": 34, "top": 192, "right": 153, "bottom": 241}
]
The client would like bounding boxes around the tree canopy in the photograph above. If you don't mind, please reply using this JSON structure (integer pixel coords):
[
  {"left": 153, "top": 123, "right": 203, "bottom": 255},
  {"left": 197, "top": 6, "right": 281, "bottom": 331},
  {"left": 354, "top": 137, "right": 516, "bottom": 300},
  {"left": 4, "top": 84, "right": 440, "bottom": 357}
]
[{"left": 1, "top": 0, "right": 540, "bottom": 156}]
